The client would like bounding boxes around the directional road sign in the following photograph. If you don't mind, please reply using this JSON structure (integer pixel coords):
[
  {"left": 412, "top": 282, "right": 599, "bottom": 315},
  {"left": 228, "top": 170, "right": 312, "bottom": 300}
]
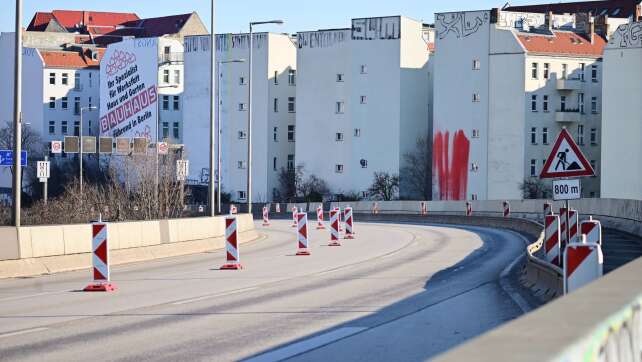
[{"left": 0, "top": 150, "right": 28, "bottom": 167}]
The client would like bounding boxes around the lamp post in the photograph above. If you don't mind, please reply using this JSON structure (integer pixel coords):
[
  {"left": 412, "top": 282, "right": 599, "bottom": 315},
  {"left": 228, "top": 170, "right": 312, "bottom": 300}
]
[
  {"left": 79, "top": 105, "right": 97, "bottom": 194},
  {"left": 11, "top": 0, "right": 22, "bottom": 226},
  {"left": 248, "top": 20, "right": 283, "bottom": 214},
  {"left": 217, "top": 59, "right": 245, "bottom": 214},
  {"left": 209, "top": 0, "right": 216, "bottom": 217}
]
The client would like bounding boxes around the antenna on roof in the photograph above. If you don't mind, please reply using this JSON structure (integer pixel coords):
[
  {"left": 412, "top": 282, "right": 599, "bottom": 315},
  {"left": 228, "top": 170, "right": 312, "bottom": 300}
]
[{"left": 502, "top": 2, "right": 510, "bottom": 10}]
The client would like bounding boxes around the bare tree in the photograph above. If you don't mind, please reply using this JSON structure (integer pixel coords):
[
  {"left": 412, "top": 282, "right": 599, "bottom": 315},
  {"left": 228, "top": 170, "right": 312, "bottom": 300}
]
[
  {"left": 520, "top": 178, "right": 552, "bottom": 199},
  {"left": 277, "top": 165, "right": 303, "bottom": 202},
  {"left": 298, "top": 174, "right": 329, "bottom": 202},
  {"left": 401, "top": 136, "right": 431, "bottom": 200},
  {"left": 368, "top": 172, "right": 400, "bottom": 201}
]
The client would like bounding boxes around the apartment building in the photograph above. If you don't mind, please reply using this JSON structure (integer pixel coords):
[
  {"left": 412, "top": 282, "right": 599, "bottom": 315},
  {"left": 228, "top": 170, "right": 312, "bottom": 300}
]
[
  {"left": 601, "top": 18, "right": 642, "bottom": 199},
  {"left": 295, "top": 16, "right": 432, "bottom": 199},
  {"left": 432, "top": 8, "right": 627, "bottom": 201},
  {"left": 182, "top": 33, "right": 297, "bottom": 201}
]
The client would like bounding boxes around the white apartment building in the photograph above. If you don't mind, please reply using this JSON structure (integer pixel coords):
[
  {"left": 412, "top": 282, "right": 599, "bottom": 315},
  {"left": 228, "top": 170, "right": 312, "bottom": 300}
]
[
  {"left": 182, "top": 33, "right": 297, "bottom": 202},
  {"left": 602, "top": 19, "right": 642, "bottom": 199},
  {"left": 433, "top": 9, "right": 626, "bottom": 201},
  {"left": 295, "top": 16, "right": 432, "bottom": 199}
]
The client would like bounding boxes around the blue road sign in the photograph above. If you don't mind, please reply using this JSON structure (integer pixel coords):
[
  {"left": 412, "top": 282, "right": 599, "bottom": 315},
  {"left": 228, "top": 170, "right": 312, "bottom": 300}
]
[{"left": 0, "top": 150, "right": 28, "bottom": 167}]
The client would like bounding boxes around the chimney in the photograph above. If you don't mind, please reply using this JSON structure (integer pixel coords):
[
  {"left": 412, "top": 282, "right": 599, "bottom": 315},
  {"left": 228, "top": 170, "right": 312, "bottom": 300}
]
[
  {"left": 545, "top": 11, "right": 554, "bottom": 31},
  {"left": 490, "top": 8, "right": 500, "bottom": 24},
  {"left": 595, "top": 15, "right": 609, "bottom": 38},
  {"left": 588, "top": 17, "right": 595, "bottom": 44}
]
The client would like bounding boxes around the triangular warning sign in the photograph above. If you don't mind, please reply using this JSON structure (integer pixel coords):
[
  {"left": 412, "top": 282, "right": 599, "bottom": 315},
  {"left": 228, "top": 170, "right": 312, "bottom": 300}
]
[{"left": 541, "top": 129, "right": 595, "bottom": 179}]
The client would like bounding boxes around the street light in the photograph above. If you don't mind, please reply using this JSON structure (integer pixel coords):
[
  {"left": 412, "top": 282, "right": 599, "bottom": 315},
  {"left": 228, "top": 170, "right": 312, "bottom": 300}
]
[
  {"left": 247, "top": 19, "right": 283, "bottom": 214},
  {"left": 217, "top": 58, "right": 245, "bottom": 214},
  {"left": 209, "top": 0, "right": 216, "bottom": 217},
  {"left": 79, "top": 105, "right": 97, "bottom": 194}
]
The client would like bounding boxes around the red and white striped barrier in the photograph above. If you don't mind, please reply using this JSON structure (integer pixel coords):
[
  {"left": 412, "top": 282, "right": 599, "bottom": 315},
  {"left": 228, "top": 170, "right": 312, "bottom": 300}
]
[
  {"left": 329, "top": 209, "right": 341, "bottom": 246},
  {"left": 372, "top": 202, "right": 379, "bottom": 215},
  {"left": 465, "top": 202, "right": 472, "bottom": 216},
  {"left": 563, "top": 237, "right": 603, "bottom": 294},
  {"left": 296, "top": 212, "right": 310, "bottom": 256},
  {"left": 291, "top": 207, "right": 298, "bottom": 228},
  {"left": 503, "top": 201, "right": 510, "bottom": 218},
  {"left": 581, "top": 217, "right": 602, "bottom": 246},
  {"left": 84, "top": 221, "right": 116, "bottom": 292},
  {"left": 221, "top": 216, "right": 243, "bottom": 270},
  {"left": 316, "top": 205, "right": 325, "bottom": 230},
  {"left": 262, "top": 206, "right": 270, "bottom": 227},
  {"left": 544, "top": 214, "right": 561, "bottom": 266},
  {"left": 335, "top": 207, "right": 343, "bottom": 231},
  {"left": 544, "top": 202, "right": 552, "bottom": 218},
  {"left": 229, "top": 204, "right": 237, "bottom": 215},
  {"left": 345, "top": 207, "right": 355, "bottom": 239},
  {"left": 276, "top": 203, "right": 281, "bottom": 213},
  {"left": 560, "top": 208, "right": 578, "bottom": 246},
  {"left": 420, "top": 202, "right": 427, "bottom": 216}
]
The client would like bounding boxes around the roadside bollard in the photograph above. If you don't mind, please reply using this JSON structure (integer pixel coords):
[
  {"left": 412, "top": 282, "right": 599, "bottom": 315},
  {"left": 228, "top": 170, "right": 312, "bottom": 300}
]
[
  {"left": 220, "top": 216, "right": 243, "bottom": 270},
  {"left": 316, "top": 205, "right": 325, "bottom": 229},
  {"left": 545, "top": 214, "right": 561, "bottom": 266},
  {"left": 345, "top": 207, "right": 355, "bottom": 239},
  {"left": 262, "top": 206, "right": 270, "bottom": 227},
  {"left": 84, "top": 220, "right": 116, "bottom": 292},
  {"left": 329, "top": 209, "right": 341, "bottom": 247},
  {"left": 296, "top": 213, "right": 311, "bottom": 256}
]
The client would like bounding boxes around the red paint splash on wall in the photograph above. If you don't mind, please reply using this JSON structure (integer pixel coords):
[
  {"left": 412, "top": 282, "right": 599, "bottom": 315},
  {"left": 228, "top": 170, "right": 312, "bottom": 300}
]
[{"left": 433, "top": 130, "right": 470, "bottom": 200}]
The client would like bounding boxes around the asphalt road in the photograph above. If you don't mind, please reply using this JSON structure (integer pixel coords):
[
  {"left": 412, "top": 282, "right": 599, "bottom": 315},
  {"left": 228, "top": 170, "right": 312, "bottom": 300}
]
[{"left": 0, "top": 220, "right": 534, "bottom": 362}]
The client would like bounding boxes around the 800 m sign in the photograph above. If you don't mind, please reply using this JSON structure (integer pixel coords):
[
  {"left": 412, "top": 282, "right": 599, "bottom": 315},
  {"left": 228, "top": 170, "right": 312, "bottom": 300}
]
[{"left": 553, "top": 179, "right": 581, "bottom": 201}]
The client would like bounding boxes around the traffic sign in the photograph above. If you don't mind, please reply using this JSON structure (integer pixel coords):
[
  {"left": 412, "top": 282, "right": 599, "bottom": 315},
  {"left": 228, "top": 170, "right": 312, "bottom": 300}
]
[
  {"left": 540, "top": 129, "right": 594, "bottom": 178},
  {"left": 0, "top": 150, "right": 27, "bottom": 167},
  {"left": 37, "top": 161, "right": 50, "bottom": 180},
  {"left": 51, "top": 141, "right": 63, "bottom": 154},
  {"left": 553, "top": 179, "right": 581, "bottom": 201},
  {"left": 158, "top": 142, "right": 169, "bottom": 155}
]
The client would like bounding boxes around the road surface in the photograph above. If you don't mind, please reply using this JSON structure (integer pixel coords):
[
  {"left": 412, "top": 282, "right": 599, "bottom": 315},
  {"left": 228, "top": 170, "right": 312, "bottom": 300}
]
[{"left": 0, "top": 220, "right": 534, "bottom": 361}]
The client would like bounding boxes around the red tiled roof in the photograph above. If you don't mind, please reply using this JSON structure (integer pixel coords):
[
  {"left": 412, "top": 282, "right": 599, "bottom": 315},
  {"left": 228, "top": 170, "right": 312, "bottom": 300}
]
[
  {"left": 27, "top": 12, "right": 54, "bottom": 32},
  {"left": 40, "top": 48, "right": 105, "bottom": 69},
  {"left": 505, "top": 0, "right": 639, "bottom": 18},
  {"left": 26, "top": 10, "right": 140, "bottom": 35},
  {"left": 516, "top": 31, "right": 606, "bottom": 57}
]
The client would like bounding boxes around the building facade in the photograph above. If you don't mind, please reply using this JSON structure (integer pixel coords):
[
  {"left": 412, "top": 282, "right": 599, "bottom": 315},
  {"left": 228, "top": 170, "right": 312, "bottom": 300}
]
[
  {"left": 183, "top": 33, "right": 297, "bottom": 202},
  {"left": 295, "top": 16, "right": 432, "bottom": 199}
]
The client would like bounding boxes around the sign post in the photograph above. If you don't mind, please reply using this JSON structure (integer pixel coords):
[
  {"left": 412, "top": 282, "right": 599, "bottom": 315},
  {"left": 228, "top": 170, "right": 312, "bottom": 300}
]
[{"left": 37, "top": 157, "right": 50, "bottom": 205}]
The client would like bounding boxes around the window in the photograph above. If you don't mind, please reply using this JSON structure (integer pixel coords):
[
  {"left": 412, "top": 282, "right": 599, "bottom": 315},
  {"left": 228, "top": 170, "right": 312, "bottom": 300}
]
[
  {"left": 336, "top": 73, "right": 344, "bottom": 82},
  {"left": 173, "top": 96, "right": 180, "bottom": 111},
  {"left": 531, "top": 127, "right": 537, "bottom": 144},
  {"left": 61, "top": 121, "right": 68, "bottom": 135},
  {"left": 162, "top": 96, "right": 170, "bottom": 110},
  {"left": 162, "top": 122, "right": 169, "bottom": 139},
  {"left": 238, "top": 130, "right": 247, "bottom": 139},
  {"left": 531, "top": 95, "right": 537, "bottom": 112},
  {"left": 354, "top": 128, "right": 361, "bottom": 137},
  {"left": 74, "top": 73, "right": 80, "bottom": 89},
  {"left": 287, "top": 154, "right": 294, "bottom": 171},
  {"left": 360, "top": 96, "right": 367, "bottom": 104},
  {"left": 88, "top": 97, "right": 92, "bottom": 108},
  {"left": 561, "top": 96, "right": 567, "bottom": 111},
  {"left": 273, "top": 127, "right": 278, "bottom": 142},
  {"left": 61, "top": 97, "right": 68, "bottom": 109},
  {"left": 335, "top": 164, "right": 344, "bottom": 173},
  {"left": 287, "top": 125, "right": 295, "bottom": 142},
  {"left": 237, "top": 191, "right": 247, "bottom": 200},
  {"left": 237, "top": 161, "right": 246, "bottom": 169},
  {"left": 164, "top": 46, "right": 171, "bottom": 55},
  {"left": 62, "top": 73, "right": 69, "bottom": 85},
  {"left": 273, "top": 157, "right": 277, "bottom": 171},
  {"left": 288, "top": 69, "right": 296, "bottom": 85},
  {"left": 543, "top": 95, "right": 549, "bottom": 112},
  {"left": 88, "top": 121, "right": 92, "bottom": 135},
  {"left": 360, "top": 159, "right": 368, "bottom": 168},
  {"left": 88, "top": 72, "right": 93, "bottom": 88},
  {"left": 239, "top": 76, "right": 246, "bottom": 85},
  {"left": 48, "top": 121, "right": 55, "bottom": 135},
  {"left": 580, "top": 63, "right": 585, "bottom": 81},
  {"left": 238, "top": 103, "right": 247, "bottom": 111},
  {"left": 530, "top": 159, "right": 537, "bottom": 177},
  {"left": 49, "top": 97, "right": 56, "bottom": 109},
  {"left": 590, "top": 128, "right": 598, "bottom": 145},
  {"left": 577, "top": 125, "right": 584, "bottom": 145},
  {"left": 74, "top": 97, "right": 80, "bottom": 115},
  {"left": 591, "top": 97, "right": 598, "bottom": 113},
  {"left": 542, "top": 127, "right": 548, "bottom": 144},
  {"left": 543, "top": 63, "right": 550, "bottom": 79},
  {"left": 360, "top": 65, "right": 367, "bottom": 74},
  {"left": 163, "top": 69, "right": 170, "bottom": 83},
  {"left": 531, "top": 63, "right": 538, "bottom": 79},
  {"left": 274, "top": 71, "right": 279, "bottom": 85},
  {"left": 336, "top": 101, "right": 345, "bottom": 114},
  {"left": 471, "top": 163, "right": 479, "bottom": 172},
  {"left": 49, "top": 72, "right": 56, "bottom": 85},
  {"left": 335, "top": 132, "right": 344, "bottom": 141},
  {"left": 591, "top": 65, "right": 598, "bottom": 82},
  {"left": 578, "top": 93, "right": 585, "bottom": 113},
  {"left": 173, "top": 122, "right": 179, "bottom": 139},
  {"left": 562, "top": 64, "right": 568, "bottom": 79},
  {"left": 288, "top": 97, "right": 296, "bottom": 113},
  {"left": 472, "top": 59, "right": 481, "bottom": 70},
  {"left": 174, "top": 69, "right": 180, "bottom": 84},
  {"left": 472, "top": 129, "right": 480, "bottom": 138},
  {"left": 472, "top": 93, "right": 480, "bottom": 102},
  {"left": 74, "top": 121, "right": 80, "bottom": 136},
  {"left": 273, "top": 98, "right": 279, "bottom": 112}
]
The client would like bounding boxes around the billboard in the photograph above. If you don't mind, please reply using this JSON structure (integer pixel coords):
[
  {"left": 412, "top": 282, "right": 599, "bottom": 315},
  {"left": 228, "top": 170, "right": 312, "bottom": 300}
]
[{"left": 100, "top": 38, "right": 158, "bottom": 141}]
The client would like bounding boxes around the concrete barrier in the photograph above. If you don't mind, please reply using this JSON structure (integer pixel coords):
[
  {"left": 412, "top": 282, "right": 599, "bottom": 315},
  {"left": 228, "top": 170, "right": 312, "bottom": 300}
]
[{"left": 0, "top": 214, "right": 258, "bottom": 279}]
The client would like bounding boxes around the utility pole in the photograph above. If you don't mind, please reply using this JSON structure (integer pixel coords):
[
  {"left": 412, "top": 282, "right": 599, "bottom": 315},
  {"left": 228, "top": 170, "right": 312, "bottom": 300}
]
[
  {"left": 12, "top": 0, "right": 23, "bottom": 227},
  {"left": 209, "top": 0, "right": 217, "bottom": 216}
]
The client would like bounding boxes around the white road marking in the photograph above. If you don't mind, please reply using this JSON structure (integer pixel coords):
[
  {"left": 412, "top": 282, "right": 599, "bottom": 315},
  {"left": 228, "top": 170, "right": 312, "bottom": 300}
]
[
  {"left": 0, "top": 291, "right": 65, "bottom": 303},
  {"left": 0, "top": 327, "right": 48, "bottom": 339},
  {"left": 316, "top": 266, "right": 353, "bottom": 276},
  {"left": 172, "top": 287, "right": 258, "bottom": 306},
  {"left": 244, "top": 327, "right": 368, "bottom": 362}
]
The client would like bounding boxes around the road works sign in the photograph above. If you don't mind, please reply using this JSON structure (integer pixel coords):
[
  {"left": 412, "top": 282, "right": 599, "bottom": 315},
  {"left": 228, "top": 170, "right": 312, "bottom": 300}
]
[{"left": 540, "top": 129, "right": 594, "bottom": 178}]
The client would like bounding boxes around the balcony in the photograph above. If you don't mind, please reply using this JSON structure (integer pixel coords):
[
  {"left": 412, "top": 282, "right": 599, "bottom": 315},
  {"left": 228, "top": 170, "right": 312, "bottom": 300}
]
[
  {"left": 555, "top": 110, "right": 581, "bottom": 123},
  {"left": 159, "top": 52, "right": 184, "bottom": 65},
  {"left": 556, "top": 78, "right": 583, "bottom": 91}
]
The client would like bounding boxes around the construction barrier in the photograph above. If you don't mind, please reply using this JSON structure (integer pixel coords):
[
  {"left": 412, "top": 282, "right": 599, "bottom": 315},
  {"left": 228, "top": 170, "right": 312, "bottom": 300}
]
[
  {"left": 581, "top": 217, "right": 602, "bottom": 246},
  {"left": 229, "top": 204, "right": 237, "bottom": 215},
  {"left": 544, "top": 201, "right": 552, "bottom": 218},
  {"left": 420, "top": 202, "right": 427, "bottom": 216},
  {"left": 329, "top": 209, "right": 341, "bottom": 247},
  {"left": 262, "top": 206, "right": 270, "bottom": 227},
  {"left": 221, "top": 216, "right": 243, "bottom": 270},
  {"left": 372, "top": 202, "right": 379, "bottom": 215},
  {"left": 316, "top": 205, "right": 325, "bottom": 230},
  {"left": 545, "top": 214, "right": 561, "bottom": 266},
  {"left": 466, "top": 202, "right": 472, "bottom": 216},
  {"left": 276, "top": 203, "right": 281, "bottom": 213},
  {"left": 335, "top": 207, "right": 343, "bottom": 231},
  {"left": 84, "top": 221, "right": 116, "bottom": 292},
  {"left": 345, "top": 207, "right": 355, "bottom": 239},
  {"left": 296, "top": 213, "right": 310, "bottom": 256},
  {"left": 560, "top": 208, "right": 579, "bottom": 247},
  {"left": 503, "top": 201, "right": 510, "bottom": 218},
  {"left": 563, "top": 237, "right": 603, "bottom": 294},
  {"left": 291, "top": 207, "right": 298, "bottom": 228}
]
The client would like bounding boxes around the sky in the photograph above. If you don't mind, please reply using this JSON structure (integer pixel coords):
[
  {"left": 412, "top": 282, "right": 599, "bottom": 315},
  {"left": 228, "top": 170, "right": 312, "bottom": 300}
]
[{"left": 0, "top": 0, "right": 576, "bottom": 34}]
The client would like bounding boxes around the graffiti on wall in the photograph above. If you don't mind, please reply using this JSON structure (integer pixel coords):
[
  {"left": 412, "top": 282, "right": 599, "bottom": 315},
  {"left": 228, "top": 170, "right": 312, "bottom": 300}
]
[
  {"left": 351, "top": 16, "right": 401, "bottom": 40},
  {"left": 297, "top": 30, "right": 348, "bottom": 49},
  {"left": 436, "top": 11, "right": 489, "bottom": 40},
  {"left": 184, "top": 35, "right": 210, "bottom": 53},
  {"left": 432, "top": 130, "right": 470, "bottom": 200},
  {"left": 611, "top": 22, "right": 642, "bottom": 48},
  {"left": 184, "top": 34, "right": 269, "bottom": 53}
]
